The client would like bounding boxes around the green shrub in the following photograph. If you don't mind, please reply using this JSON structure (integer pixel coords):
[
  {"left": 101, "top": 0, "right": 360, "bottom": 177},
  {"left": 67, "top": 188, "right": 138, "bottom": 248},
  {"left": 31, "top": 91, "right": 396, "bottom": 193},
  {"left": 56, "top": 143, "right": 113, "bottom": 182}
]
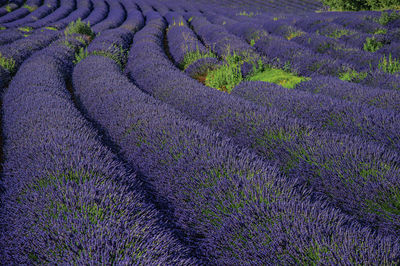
[
  {"left": 377, "top": 11, "right": 400, "bottom": 25},
  {"left": 363, "top": 36, "right": 384, "bottom": 52},
  {"left": 5, "top": 5, "right": 13, "bottom": 12},
  {"left": 321, "top": 0, "right": 400, "bottom": 10},
  {"left": 0, "top": 52, "right": 16, "bottom": 74},
  {"left": 45, "top": 26, "right": 58, "bottom": 31},
  {"left": 379, "top": 53, "right": 400, "bottom": 73},
  {"left": 182, "top": 46, "right": 216, "bottom": 69},
  {"left": 23, "top": 4, "right": 37, "bottom": 12},
  {"left": 73, "top": 47, "right": 89, "bottom": 64},
  {"left": 0, "top": 26, "right": 6, "bottom": 30},
  {"left": 18, "top": 26, "right": 33, "bottom": 32},
  {"left": 339, "top": 69, "right": 368, "bottom": 82},
  {"left": 64, "top": 18, "right": 95, "bottom": 40}
]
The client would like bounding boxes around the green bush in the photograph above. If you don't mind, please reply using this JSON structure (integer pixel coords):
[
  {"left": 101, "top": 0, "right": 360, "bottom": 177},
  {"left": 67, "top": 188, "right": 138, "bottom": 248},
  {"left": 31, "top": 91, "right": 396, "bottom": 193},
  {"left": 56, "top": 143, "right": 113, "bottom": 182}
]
[
  {"left": 377, "top": 10, "right": 400, "bottom": 25},
  {"left": 321, "top": 0, "right": 400, "bottom": 10},
  {"left": 0, "top": 52, "right": 16, "bottom": 74},
  {"left": 363, "top": 36, "right": 384, "bottom": 52},
  {"left": 181, "top": 46, "right": 216, "bottom": 69},
  {"left": 64, "top": 18, "right": 95, "bottom": 40},
  {"left": 379, "top": 53, "right": 400, "bottom": 73}
]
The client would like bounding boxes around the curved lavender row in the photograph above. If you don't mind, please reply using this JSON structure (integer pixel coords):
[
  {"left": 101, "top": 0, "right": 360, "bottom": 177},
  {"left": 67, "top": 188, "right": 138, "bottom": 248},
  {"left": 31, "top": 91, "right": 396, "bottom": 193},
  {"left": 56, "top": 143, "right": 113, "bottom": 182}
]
[
  {"left": 151, "top": 1, "right": 170, "bottom": 16},
  {"left": 296, "top": 75, "right": 400, "bottom": 113},
  {"left": 81, "top": 0, "right": 108, "bottom": 26},
  {"left": 25, "top": 0, "right": 76, "bottom": 28},
  {"left": 126, "top": 12, "right": 400, "bottom": 236},
  {"left": 91, "top": 0, "right": 125, "bottom": 34},
  {"left": 189, "top": 14, "right": 258, "bottom": 58},
  {"left": 74, "top": 48, "right": 400, "bottom": 266},
  {"left": 0, "top": 28, "right": 25, "bottom": 45},
  {"left": 232, "top": 80, "right": 400, "bottom": 149},
  {"left": 0, "top": 0, "right": 38, "bottom": 24},
  {"left": 0, "top": 29, "right": 60, "bottom": 74},
  {"left": 165, "top": 12, "right": 211, "bottom": 68},
  {"left": 184, "top": 57, "right": 220, "bottom": 78},
  {"left": 48, "top": 0, "right": 92, "bottom": 30},
  {"left": 2, "top": 0, "right": 58, "bottom": 28},
  {"left": 0, "top": 36, "right": 198, "bottom": 265}
]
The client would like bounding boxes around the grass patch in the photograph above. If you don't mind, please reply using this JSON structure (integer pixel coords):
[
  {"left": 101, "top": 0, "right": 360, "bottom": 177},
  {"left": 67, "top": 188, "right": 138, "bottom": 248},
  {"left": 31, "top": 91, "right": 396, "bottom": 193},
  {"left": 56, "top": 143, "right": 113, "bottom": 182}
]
[
  {"left": 18, "top": 26, "right": 33, "bottom": 32},
  {"left": 339, "top": 69, "right": 368, "bottom": 82},
  {"left": 64, "top": 18, "right": 95, "bottom": 40},
  {"left": 247, "top": 67, "right": 310, "bottom": 89},
  {"left": 5, "top": 5, "right": 13, "bottom": 12},
  {"left": 0, "top": 52, "right": 16, "bottom": 74},
  {"left": 0, "top": 26, "right": 6, "bottom": 30},
  {"left": 379, "top": 53, "right": 400, "bottom": 74},
  {"left": 45, "top": 26, "right": 58, "bottom": 31},
  {"left": 73, "top": 44, "right": 129, "bottom": 68},
  {"left": 363, "top": 36, "right": 383, "bottom": 52},
  {"left": 181, "top": 46, "right": 216, "bottom": 69},
  {"left": 377, "top": 11, "right": 400, "bottom": 25},
  {"left": 23, "top": 4, "right": 37, "bottom": 12}
]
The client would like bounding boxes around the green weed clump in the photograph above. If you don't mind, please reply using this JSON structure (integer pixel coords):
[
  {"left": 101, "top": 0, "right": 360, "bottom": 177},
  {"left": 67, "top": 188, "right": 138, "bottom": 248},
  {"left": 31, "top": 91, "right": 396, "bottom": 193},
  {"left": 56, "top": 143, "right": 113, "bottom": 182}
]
[
  {"left": 45, "top": 26, "right": 58, "bottom": 31},
  {"left": 321, "top": 0, "right": 400, "bottom": 11},
  {"left": 64, "top": 18, "right": 95, "bottom": 40},
  {"left": 0, "top": 52, "right": 16, "bottom": 74},
  {"left": 363, "top": 36, "right": 383, "bottom": 52},
  {"left": 73, "top": 45, "right": 129, "bottom": 68},
  {"left": 18, "top": 26, "right": 33, "bottom": 32},
  {"left": 5, "top": 5, "right": 13, "bottom": 12},
  {"left": 377, "top": 11, "right": 400, "bottom": 25},
  {"left": 205, "top": 51, "right": 243, "bottom": 93},
  {"left": 182, "top": 46, "right": 216, "bottom": 69},
  {"left": 379, "top": 54, "right": 400, "bottom": 74},
  {"left": 339, "top": 69, "right": 368, "bottom": 83},
  {"left": 23, "top": 4, "right": 37, "bottom": 12},
  {"left": 237, "top": 11, "right": 258, "bottom": 17},
  {"left": 0, "top": 26, "right": 6, "bottom": 30},
  {"left": 247, "top": 67, "right": 310, "bottom": 89}
]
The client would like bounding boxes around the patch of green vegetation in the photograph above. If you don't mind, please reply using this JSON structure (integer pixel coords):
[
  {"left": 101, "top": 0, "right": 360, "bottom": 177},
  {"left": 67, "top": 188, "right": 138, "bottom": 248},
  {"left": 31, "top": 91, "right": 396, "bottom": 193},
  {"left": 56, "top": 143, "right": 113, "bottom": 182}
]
[
  {"left": 339, "top": 69, "right": 368, "bottom": 83},
  {"left": 237, "top": 11, "right": 259, "bottom": 17},
  {"left": 23, "top": 34, "right": 29, "bottom": 37},
  {"left": 73, "top": 47, "right": 89, "bottom": 64},
  {"left": 73, "top": 44, "right": 129, "bottom": 68},
  {"left": 5, "top": 5, "right": 13, "bottom": 12},
  {"left": 181, "top": 45, "right": 216, "bottom": 69},
  {"left": 188, "top": 16, "right": 193, "bottom": 22},
  {"left": 171, "top": 19, "right": 185, "bottom": 26},
  {"left": 205, "top": 50, "right": 244, "bottom": 92},
  {"left": 248, "top": 30, "right": 268, "bottom": 47},
  {"left": 18, "top": 26, "right": 33, "bottom": 32},
  {"left": 247, "top": 67, "right": 310, "bottom": 89},
  {"left": 0, "top": 52, "right": 16, "bottom": 74},
  {"left": 0, "top": 26, "right": 6, "bottom": 30},
  {"left": 379, "top": 53, "right": 400, "bottom": 74},
  {"left": 320, "top": 0, "right": 400, "bottom": 11},
  {"left": 377, "top": 11, "right": 400, "bottom": 25},
  {"left": 324, "top": 29, "right": 354, "bottom": 39},
  {"left": 23, "top": 4, "right": 37, "bottom": 12},
  {"left": 373, "top": 28, "right": 387, "bottom": 34},
  {"left": 285, "top": 29, "right": 304, "bottom": 40},
  {"left": 64, "top": 18, "right": 95, "bottom": 40},
  {"left": 363, "top": 36, "right": 383, "bottom": 52},
  {"left": 45, "top": 26, "right": 58, "bottom": 31}
]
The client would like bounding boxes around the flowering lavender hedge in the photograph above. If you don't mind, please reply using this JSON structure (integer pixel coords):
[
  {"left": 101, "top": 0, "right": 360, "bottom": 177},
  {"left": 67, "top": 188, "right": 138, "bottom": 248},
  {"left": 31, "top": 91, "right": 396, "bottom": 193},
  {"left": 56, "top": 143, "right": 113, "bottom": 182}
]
[
  {"left": 0, "top": 35, "right": 199, "bottom": 265},
  {"left": 26, "top": 0, "right": 75, "bottom": 29},
  {"left": 48, "top": 0, "right": 93, "bottom": 30},
  {"left": 73, "top": 48, "right": 400, "bottom": 266},
  {"left": 126, "top": 12, "right": 400, "bottom": 236},
  {"left": 296, "top": 75, "right": 400, "bottom": 112},
  {"left": 81, "top": 0, "right": 108, "bottom": 26},
  {"left": 1, "top": 0, "right": 57, "bottom": 28},
  {"left": 0, "top": 65, "right": 9, "bottom": 89},
  {"left": 0, "top": 28, "right": 25, "bottom": 45},
  {"left": 91, "top": 0, "right": 126, "bottom": 34},
  {"left": 0, "top": 29, "right": 60, "bottom": 74},
  {"left": 232, "top": 80, "right": 400, "bottom": 150}
]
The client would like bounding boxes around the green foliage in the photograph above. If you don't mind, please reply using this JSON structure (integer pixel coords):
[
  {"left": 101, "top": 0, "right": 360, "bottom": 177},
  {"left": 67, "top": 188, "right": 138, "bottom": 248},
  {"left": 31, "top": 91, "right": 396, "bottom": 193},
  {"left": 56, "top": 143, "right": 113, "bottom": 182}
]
[
  {"left": 0, "top": 26, "right": 6, "bottom": 30},
  {"left": 339, "top": 69, "right": 368, "bottom": 83},
  {"left": 323, "top": 29, "right": 354, "bottom": 39},
  {"left": 320, "top": 0, "right": 400, "bottom": 10},
  {"left": 92, "top": 44, "right": 129, "bottom": 69},
  {"left": 205, "top": 51, "right": 243, "bottom": 93},
  {"left": 23, "top": 4, "right": 37, "bottom": 12},
  {"left": 73, "top": 47, "right": 89, "bottom": 64},
  {"left": 45, "top": 26, "right": 58, "bottom": 31},
  {"left": 377, "top": 11, "right": 400, "bottom": 25},
  {"left": 64, "top": 18, "right": 95, "bottom": 40},
  {"left": 247, "top": 67, "right": 310, "bottom": 89},
  {"left": 363, "top": 36, "right": 383, "bottom": 52},
  {"left": 18, "top": 26, "right": 33, "bottom": 32},
  {"left": 379, "top": 53, "right": 400, "bottom": 73},
  {"left": 5, "top": 5, "right": 13, "bottom": 12},
  {"left": 285, "top": 28, "right": 304, "bottom": 40},
  {"left": 0, "top": 52, "right": 16, "bottom": 74},
  {"left": 237, "top": 11, "right": 258, "bottom": 17},
  {"left": 181, "top": 45, "right": 216, "bottom": 69}
]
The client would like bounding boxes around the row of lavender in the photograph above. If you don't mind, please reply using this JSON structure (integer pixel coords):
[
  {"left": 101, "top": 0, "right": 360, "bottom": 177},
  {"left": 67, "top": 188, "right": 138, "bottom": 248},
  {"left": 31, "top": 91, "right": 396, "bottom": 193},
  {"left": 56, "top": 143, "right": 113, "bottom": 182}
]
[
  {"left": 1, "top": 0, "right": 400, "bottom": 264},
  {"left": 71, "top": 10, "right": 400, "bottom": 264},
  {"left": 129, "top": 1, "right": 400, "bottom": 246}
]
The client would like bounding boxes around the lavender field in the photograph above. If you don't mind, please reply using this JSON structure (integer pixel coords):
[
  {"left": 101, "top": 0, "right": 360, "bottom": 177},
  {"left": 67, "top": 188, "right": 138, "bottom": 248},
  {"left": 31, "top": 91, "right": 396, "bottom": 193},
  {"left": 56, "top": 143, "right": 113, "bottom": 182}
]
[{"left": 0, "top": 0, "right": 399, "bottom": 264}]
